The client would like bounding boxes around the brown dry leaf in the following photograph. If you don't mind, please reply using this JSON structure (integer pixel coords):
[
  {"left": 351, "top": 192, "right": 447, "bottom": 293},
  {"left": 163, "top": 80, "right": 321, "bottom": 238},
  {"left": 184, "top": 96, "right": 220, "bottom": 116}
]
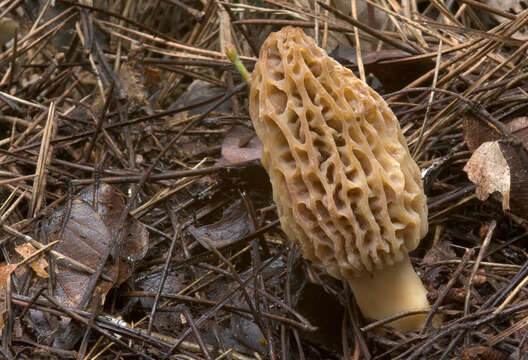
[
  {"left": 119, "top": 62, "right": 149, "bottom": 107},
  {"left": 499, "top": 141, "right": 528, "bottom": 216},
  {"left": 329, "top": 47, "right": 434, "bottom": 92},
  {"left": 464, "top": 141, "right": 510, "bottom": 210},
  {"left": 221, "top": 126, "right": 263, "bottom": 164},
  {"left": 137, "top": 272, "right": 185, "bottom": 331},
  {"left": 77, "top": 184, "right": 149, "bottom": 284},
  {"left": 47, "top": 198, "right": 117, "bottom": 309},
  {"left": 463, "top": 114, "right": 528, "bottom": 152},
  {"left": 463, "top": 114, "right": 501, "bottom": 152},
  {"left": 507, "top": 117, "right": 528, "bottom": 148},
  {"left": 464, "top": 140, "right": 528, "bottom": 217},
  {"left": 187, "top": 199, "right": 252, "bottom": 250},
  {"left": 118, "top": 43, "right": 151, "bottom": 107},
  {"left": 142, "top": 67, "right": 162, "bottom": 92},
  {"left": 15, "top": 243, "right": 49, "bottom": 279},
  {"left": 171, "top": 80, "right": 232, "bottom": 117},
  {"left": 40, "top": 184, "right": 146, "bottom": 313}
]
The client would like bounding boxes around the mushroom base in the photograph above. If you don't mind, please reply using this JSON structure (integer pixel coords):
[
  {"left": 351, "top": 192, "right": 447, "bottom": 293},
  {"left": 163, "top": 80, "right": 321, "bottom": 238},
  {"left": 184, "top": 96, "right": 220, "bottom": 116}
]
[{"left": 346, "top": 253, "right": 431, "bottom": 332}]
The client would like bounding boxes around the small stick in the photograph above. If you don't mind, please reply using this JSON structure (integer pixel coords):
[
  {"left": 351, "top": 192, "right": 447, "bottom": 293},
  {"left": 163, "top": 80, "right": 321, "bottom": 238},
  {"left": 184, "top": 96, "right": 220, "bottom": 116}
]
[
  {"left": 421, "top": 248, "right": 473, "bottom": 333},
  {"left": 464, "top": 220, "right": 496, "bottom": 316},
  {"left": 494, "top": 272, "right": 528, "bottom": 315}
]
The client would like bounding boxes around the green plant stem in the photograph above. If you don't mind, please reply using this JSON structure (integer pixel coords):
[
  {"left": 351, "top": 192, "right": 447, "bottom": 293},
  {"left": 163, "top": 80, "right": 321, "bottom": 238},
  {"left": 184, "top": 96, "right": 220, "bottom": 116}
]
[{"left": 225, "top": 43, "right": 251, "bottom": 84}]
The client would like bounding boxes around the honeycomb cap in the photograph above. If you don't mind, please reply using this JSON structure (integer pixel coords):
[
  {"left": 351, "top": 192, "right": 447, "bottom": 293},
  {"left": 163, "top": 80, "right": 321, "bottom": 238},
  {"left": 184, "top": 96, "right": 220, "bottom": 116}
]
[{"left": 249, "top": 27, "right": 428, "bottom": 280}]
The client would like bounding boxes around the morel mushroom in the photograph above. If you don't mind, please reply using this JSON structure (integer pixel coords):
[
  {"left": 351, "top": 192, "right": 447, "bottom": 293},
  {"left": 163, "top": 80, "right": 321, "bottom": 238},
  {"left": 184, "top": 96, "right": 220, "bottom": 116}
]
[{"left": 249, "top": 27, "right": 430, "bottom": 331}]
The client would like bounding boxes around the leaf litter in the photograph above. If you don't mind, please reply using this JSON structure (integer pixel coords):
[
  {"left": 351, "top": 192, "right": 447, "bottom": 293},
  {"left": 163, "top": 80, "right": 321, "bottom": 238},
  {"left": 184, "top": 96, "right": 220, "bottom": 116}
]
[{"left": 0, "top": 0, "right": 528, "bottom": 359}]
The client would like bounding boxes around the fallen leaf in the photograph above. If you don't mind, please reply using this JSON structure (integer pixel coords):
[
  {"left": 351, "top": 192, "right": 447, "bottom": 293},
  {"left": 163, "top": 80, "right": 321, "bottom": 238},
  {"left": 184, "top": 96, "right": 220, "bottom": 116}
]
[
  {"left": 464, "top": 140, "right": 528, "bottom": 217},
  {"left": 47, "top": 198, "right": 118, "bottom": 309},
  {"left": 22, "top": 184, "right": 147, "bottom": 346},
  {"left": 137, "top": 272, "right": 185, "bottom": 331},
  {"left": 499, "top": 141, "right": 528, "bottom": 216},
  {"left": 171, "top": 80, "right": 232, "bottom": 117},
  {"left": 464, "top": 141, "right": 510, "bottom": 209},
  {"left": 15, "top": 243, "right": 49, "bottom": 278},
  {"left": 329, "top": 47, "right": 434, "bottom": 92},
  {"left": 422, "top": 241, "right": 457, "bottom": 290},
  {"left": 221, "top": 126, "right": 263, "bottom": 164},
  {"left": 222, "top": 257, "right": 287, "bottom": 354},
  {"left": 463, "top": 114, "right": 501, "bottom": 152},
  {"left": 463, "top": 114, "right": 528, "bottom": 152},
  {"left": 187, "top": 199, "right": 252, "bottom": 250},
  {"left": 507, "top": 117, "right": 528, "bottom": 148},
  {"left": 31, "top": 193, "right": 122, "bottom": 349},
  {"left": 119, "top": 62, "right": 149, "bottom": 108},
  {"left": 228, "top": 296, "right": 267, "bottom": 354},
  {"left": 77, "top": 184, "right": 149, "bottom": 284}
]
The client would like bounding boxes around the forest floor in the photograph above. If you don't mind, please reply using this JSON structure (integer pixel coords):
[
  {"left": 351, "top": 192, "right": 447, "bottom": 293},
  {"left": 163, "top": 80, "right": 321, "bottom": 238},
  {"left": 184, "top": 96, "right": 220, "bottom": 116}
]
[{"left": 0, "top": 0, "right": 528, "bottom": 359}]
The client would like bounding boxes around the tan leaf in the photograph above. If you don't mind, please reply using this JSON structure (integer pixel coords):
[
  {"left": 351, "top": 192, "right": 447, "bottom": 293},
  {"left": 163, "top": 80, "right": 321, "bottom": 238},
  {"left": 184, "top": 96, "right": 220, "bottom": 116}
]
[
  {"left": 15, "top": 243, "right": 49, "bottom": 278},
  {"left": 464, "top": 141, "right": 510, "bottom": 210}
]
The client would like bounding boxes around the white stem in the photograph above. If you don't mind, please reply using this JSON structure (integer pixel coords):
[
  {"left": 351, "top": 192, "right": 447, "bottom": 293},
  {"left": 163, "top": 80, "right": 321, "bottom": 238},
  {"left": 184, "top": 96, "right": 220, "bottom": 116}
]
[{"left": 346, "top": 253, "right": 431, "bottom": 332}]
